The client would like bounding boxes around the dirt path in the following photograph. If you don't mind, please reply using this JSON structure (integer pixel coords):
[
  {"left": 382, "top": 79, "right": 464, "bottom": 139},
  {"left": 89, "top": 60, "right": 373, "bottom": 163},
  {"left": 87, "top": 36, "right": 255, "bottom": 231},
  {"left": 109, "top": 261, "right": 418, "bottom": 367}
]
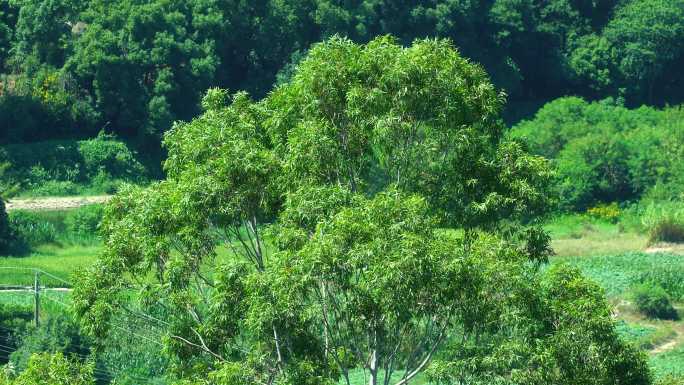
[
  {"left": 5, "top": 195, "right": 112, "bottom": 211},
  {"left": 651, "top": 336, "right": 681, "bottom": 355},
  {"left": 649, "top": 315, "right": 684, "bottom": 355}
]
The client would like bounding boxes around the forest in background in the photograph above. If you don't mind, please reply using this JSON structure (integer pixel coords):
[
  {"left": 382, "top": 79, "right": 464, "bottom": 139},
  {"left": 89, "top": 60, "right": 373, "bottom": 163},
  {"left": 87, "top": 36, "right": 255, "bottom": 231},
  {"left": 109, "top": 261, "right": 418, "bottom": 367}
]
[{"left": 0, "top": 0, "right": 683, "bottom": 145}]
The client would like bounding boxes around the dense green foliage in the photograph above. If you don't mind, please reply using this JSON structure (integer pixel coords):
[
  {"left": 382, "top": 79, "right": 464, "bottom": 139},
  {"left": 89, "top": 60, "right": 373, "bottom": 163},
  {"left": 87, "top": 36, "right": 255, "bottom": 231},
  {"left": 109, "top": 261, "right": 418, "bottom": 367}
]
[
  {"left": 0, "top": 199, "right": 12, "bottom": 254},
  {"left": 641, "top": 203, "right": 684, "bottom": 245},
  {"left": 0, "top": 133, "right": 150, "bottom": 196},
  {"left": 511, "top": 97, "right": 684, "bottom": 211},
  {"left": 9, "top": 315, "right": 92, "bottom": 373},
  {"left": 64, "top": 204, "right": 102, "bottom": 239},
  {"left": 637, "top": 265, "right": 684, "bottom": 302},
  {"left": 0, "top": 0, "right": 682, "bottom": 144},
  {"left": 0, "top": 153, "right": 17, "bottom": 253},
  {"left": 0, "top": 303, "right": 32, "bottom": 364},
  {"left": 0, "top": 352, "right": 94, "bottom": 385},
  {"left": 7, "top": 210, "right": 57, "bottom": 251},
  {"left": 71, "top": 37, "right": 650, "bottom": 385},
  {"left": 0, "top": 205, "right": 104, "bottom": 256}
]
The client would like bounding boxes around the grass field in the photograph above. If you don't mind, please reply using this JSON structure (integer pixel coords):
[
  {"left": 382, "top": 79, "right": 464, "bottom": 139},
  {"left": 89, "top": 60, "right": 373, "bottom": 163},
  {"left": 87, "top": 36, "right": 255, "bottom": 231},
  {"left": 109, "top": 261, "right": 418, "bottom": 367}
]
[
  {"left": 0, "top": 244, "right": 99, "bottom": 287},
  {"left": 555, "top": 252, "right": 681, "bottom": 297},
  {"left": 652, "top": 345, "right": 684, "bottom": 377},
  {"left": 544, "top": 214, "right": 648, "bottom": 257}
]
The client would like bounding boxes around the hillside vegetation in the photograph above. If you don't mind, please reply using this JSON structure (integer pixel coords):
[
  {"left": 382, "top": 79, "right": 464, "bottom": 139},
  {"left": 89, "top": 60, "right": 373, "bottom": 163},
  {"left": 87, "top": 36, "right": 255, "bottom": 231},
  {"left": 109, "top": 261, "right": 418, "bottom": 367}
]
[
  {"left": 511, "top": 98, "right": 684, "bottom": 211},
  {"left": 0, "top": 0, "right": 683, "bottom": 146}
]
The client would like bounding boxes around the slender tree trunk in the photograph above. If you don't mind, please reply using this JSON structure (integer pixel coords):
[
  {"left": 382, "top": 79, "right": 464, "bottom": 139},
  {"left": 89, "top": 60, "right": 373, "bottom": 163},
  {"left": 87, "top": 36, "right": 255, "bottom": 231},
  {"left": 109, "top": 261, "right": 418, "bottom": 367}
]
[
  {"left": 369, "top": 329, "right": 378, "bottom": 385},
  {"left": 321, "top": 282, "right": 330, "bottom": 356},
  {"left": 369, "top": 348, "right": 378, "bottom": 385}
]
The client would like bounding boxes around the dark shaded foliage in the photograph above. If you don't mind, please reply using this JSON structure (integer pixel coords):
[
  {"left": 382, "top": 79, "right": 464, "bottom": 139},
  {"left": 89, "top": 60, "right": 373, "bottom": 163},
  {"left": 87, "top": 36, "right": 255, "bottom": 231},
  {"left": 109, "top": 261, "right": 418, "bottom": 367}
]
[{"left": 0, "top": 0, "right": 682, "bottom": 144}]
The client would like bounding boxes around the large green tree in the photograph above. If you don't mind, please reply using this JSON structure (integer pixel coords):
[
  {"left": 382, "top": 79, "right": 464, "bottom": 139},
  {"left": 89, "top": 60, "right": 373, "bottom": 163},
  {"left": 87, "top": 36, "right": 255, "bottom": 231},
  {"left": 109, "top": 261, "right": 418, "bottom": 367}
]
[
  {"left": 62, "top": 0, "right": 317, "bottom": 139},
  {"left": 8, "top": 0, "right": 81, "bottom": 69},
  {"left": 73, "top": 37, "right": 649, "bottom": 385},
  {"left": 603, "top": 0, "right": 684, "bottom": 104},
  {"left": 0, "top": 0, "right": 16, "bottom": 70}
]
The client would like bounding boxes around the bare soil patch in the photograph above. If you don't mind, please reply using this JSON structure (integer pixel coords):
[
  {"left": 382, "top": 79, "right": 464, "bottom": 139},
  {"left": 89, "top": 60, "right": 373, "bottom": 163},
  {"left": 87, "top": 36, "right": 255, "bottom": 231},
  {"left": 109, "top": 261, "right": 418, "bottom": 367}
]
[
  {"left": 5, "top": 195, "right": 112, "bottom": 211},
  {"left": 645, "top": 242, "right": 684, "bottom": 255}
]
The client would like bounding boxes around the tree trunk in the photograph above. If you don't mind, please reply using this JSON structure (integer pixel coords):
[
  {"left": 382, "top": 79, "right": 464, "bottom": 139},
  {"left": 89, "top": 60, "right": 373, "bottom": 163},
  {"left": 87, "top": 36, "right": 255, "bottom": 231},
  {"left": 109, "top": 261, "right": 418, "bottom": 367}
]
[
  {"left": 369, "top": 348, "right": 378, "bottom": 385},
  {"left": 369, "top": 328, "right": 379, "bottom": 385}
]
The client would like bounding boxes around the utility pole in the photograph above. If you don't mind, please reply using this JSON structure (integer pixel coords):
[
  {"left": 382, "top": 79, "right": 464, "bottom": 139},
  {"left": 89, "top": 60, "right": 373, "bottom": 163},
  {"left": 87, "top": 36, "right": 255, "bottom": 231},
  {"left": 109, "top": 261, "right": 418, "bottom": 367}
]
[{"left": 33, "top": 271, "right": 40, "bottom": 327}]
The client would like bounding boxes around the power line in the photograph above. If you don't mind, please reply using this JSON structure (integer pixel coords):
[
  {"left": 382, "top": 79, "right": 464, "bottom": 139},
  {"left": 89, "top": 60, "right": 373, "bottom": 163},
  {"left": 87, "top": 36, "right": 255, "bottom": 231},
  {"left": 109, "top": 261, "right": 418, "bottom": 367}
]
[
  {"left": 0, "top": 268, "right": 71, "bottom": 287},
  {"left": 40, "top": 294, "right": 165, "bottom": 347},
  {"left": 0, "top": 268, "right": 164, "bottom": 384}
]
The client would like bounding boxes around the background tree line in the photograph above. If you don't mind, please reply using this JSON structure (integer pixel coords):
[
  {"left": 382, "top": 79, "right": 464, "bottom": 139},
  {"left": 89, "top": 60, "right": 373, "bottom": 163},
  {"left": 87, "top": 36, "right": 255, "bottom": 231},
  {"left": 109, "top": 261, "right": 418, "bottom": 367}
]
[{"left": 0, "top": 0, "right": 683, "bottom": 145}]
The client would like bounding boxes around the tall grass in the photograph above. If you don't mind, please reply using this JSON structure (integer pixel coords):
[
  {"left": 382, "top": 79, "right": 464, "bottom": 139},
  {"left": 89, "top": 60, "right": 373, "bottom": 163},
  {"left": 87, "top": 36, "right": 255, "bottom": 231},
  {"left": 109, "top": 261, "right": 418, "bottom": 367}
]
[
  {"left": 642, "top": 202, "right": 684, "bottom": 245},
  {"left": 4, "top": 206, "right": 103, "bottom": 256}
]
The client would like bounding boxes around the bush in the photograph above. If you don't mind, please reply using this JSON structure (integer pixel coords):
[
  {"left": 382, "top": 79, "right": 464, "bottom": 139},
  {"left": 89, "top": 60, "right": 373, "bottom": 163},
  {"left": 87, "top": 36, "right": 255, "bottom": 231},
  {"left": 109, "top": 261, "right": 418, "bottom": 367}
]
[
  {"left": 0, "top": 68, "right": 99, "bottom": 145},
  {"left": 632, "top": 284, "right": 679, "bottom": 320},
  {"left": 8, "top": 211, "right": 57, "bottom": 249},
  {"left": 0, "top": 352, "right": 95, "bottom": 385},
  {"left": 1, "top": 135, "right": 149, "bottom": 196},
  {"left": 638, "top": 265, "right": 684, "bottom": 301},
  {"left": 10, "top": 315, "right": 92, "bottom": 373},
  {"left": 587, "top": 202, "right": 621, "bottom": 223},
  {"left": 64, "top": 205, "right": 103, "bottom": 238},
  {"left": 0, "top": 303, "right": 33, "bottom": 365},
  {"left": 78, "top": 132, "right": 147, "bottom": 182},
  {"left": 25, "top": 180, "right": 80, "bottom": 197}
]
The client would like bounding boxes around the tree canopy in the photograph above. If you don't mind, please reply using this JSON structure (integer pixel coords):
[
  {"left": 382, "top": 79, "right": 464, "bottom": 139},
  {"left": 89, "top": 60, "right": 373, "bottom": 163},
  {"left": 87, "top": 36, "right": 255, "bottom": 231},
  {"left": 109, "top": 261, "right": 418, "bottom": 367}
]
[{"left": 73, "top": 36, "right": 649, "bottom": 385}]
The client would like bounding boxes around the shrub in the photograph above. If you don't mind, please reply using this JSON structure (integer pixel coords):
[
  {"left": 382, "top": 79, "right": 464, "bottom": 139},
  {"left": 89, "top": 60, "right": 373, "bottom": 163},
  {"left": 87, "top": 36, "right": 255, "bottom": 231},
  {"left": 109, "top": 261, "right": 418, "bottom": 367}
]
[
  {"left": 511, "top": 98, "right": 684, "bottom": 211},
  {"left": 637, "top": 265, "right": 684, "bottom": 301},
  {"left": 1, "top": 135, "right": 149, "bottom": 196},
  {"left": 554, "top": 132, "right": 632, "bottom": 210},
  {"left": 632, "top": 284, "right": 678, "bottom": 320},
  {"left": 10, "top": 315, "right": 92, "bottom": 373},
  {"left": 65, "top": 205, "right": 103, "bottom": 238},
  {"left": 8, "top": 211, "right": 57, "bottom": 249},
  {"left": 78, "top": 132, "right": 147, "bottom": 182},
  {"left": 25, "top": 180, "right": 80, "bottom": 197},
  {"left": 89, "top": 170, "right": 122, "bottom": 195},
  {"left": 0, "top": 352, "right": 95, "bottom": 385},
  {"left": 0, "top": 303, "right": 33, "bottom": 365}
]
